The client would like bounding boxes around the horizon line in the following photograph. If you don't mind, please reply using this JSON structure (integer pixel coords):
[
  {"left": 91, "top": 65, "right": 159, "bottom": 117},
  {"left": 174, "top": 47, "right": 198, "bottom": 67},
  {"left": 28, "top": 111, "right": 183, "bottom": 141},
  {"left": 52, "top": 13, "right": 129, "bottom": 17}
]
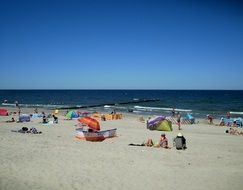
[{"left": 0, "top": 89, "right": 243, "bottom": 91}]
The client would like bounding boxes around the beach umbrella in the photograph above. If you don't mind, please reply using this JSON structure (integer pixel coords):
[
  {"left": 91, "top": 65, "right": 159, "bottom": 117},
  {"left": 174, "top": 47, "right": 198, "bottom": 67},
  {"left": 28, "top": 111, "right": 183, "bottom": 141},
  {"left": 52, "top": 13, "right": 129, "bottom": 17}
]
[{"left": 78, "top": 117, "right": 100, "bottom": 131}]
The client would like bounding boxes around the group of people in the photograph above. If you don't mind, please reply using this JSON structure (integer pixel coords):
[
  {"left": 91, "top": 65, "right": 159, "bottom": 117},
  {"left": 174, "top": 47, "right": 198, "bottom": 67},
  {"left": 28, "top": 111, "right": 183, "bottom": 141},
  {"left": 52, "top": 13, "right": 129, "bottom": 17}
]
[
  {"left": 130, "top": 133, "right": 187, "bottom": 150},
  {"left": 42, "top": 112, "right": 58, "bottom": 124},
  {"left": 207, "top": 112, "right": 242, "bottom": 128}
]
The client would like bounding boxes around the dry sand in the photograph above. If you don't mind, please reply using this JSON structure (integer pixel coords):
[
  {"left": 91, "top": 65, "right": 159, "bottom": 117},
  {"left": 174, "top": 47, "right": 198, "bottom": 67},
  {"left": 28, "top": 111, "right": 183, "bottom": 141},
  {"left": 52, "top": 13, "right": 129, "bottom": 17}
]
[{"left": 1, "top": 108, "right": 243, "bottom": 190}]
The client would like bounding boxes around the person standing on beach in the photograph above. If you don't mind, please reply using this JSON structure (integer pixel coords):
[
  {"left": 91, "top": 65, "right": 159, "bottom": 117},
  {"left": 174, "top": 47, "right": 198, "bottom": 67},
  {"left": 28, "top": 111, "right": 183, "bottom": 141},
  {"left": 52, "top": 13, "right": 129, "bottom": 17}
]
[
  {"left": 226, "top": 112, "right": 231, "bottom": 119},
  {"left": 207, "top": 114, "right": 213, "bottom": 124},
  {"left": 177, "top": 112, "right": 181, "bottom": 130},
  {"left": 17, "top": 106, "right": 21, "bottom": 116},
  {"left": 171, "top": 108, "right": 176, "bottom": 117}
]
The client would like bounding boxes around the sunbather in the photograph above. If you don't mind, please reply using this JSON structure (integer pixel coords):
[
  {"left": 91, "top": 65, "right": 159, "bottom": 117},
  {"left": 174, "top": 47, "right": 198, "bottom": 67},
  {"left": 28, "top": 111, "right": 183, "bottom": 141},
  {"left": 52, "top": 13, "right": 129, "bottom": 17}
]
[
  {"left": 11, "top": 127, "right": 42, "bottom": 134},
  {"left": 145, "top": 134, "right": 170, "bottom": 148},
  {"left": 6, "top": 117, "right": 15, "bottom": 123},
  {"left": 144, "top": 138, "right": 154, "bottom": 147},
  {"left": 225, "top": 128, "right": 243, "bottom": 135},
  {"left": 29, "top": 127, "right": 42, "bottom": 134},
  {"left": 155, "top": 133, "right": 170, "bottom": 148}
]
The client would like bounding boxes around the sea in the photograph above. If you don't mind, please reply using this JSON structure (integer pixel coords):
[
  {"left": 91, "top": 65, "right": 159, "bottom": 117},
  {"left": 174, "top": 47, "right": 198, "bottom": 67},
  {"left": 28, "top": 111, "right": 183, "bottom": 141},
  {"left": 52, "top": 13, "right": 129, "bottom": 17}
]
[{"left": 1, "top": 90, "right": 243, "bottom": 119}]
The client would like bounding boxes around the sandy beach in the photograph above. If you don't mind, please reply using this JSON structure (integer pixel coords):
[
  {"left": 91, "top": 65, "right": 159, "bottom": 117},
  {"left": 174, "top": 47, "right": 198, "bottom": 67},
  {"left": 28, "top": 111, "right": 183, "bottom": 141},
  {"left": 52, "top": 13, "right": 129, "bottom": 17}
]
[{"left": 1, "top": 107, "right": 243, "bottom": 190}]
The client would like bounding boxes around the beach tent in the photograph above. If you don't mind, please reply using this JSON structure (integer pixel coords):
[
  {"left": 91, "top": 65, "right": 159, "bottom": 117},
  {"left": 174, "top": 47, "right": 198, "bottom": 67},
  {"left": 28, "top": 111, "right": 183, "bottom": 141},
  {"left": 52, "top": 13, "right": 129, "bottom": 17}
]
[
  {"left": 31, "top": 113, "right": 43, "bottom": 118},
  {"left": 76, "top": 110, "right": 90, "bottom": 117},
  {"left": 184, "top": 113, "right": 195, "bottom": 124},
  {"left": 147, "top": 116, "right": 166, "bottom": 128},
  {"left": 151, "top": 120, "right": 173, "bottom": 131},
  {"left": 19, "top": 114, "right": 31, "bottom": 122},
  {"left": 66, "top": 111, "right": 79, "bottom": 119},
  {"left": 0, "top": 108, "right": 8, "bottom": 116}
]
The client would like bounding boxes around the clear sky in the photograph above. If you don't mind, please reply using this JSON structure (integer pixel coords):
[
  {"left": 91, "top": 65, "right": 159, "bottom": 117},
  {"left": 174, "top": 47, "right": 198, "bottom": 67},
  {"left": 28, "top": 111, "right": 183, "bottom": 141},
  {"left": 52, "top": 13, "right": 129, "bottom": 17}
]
[{"left": 0, "top": 0, "right": 243, "bottom": 90}]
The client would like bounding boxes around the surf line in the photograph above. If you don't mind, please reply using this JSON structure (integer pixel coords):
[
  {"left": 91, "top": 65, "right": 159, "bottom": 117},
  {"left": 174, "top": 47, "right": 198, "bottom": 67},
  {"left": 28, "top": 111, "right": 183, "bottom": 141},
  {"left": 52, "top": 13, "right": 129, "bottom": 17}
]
[{"left": 58, "top": 98, "right": 160, "bottom": 109}]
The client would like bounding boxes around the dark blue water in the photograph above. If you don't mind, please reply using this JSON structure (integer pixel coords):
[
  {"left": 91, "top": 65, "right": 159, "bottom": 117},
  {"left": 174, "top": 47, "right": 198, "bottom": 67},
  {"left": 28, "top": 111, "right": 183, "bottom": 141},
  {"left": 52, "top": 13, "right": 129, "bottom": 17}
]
[{"left": 1, "top": 90, "right": 243, "bottom": 118}]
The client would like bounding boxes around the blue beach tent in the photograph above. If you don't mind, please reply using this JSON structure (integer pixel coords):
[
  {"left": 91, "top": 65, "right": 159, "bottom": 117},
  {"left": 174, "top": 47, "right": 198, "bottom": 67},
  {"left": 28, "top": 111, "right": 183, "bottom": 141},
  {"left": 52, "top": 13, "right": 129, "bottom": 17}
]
[{"left": 19, "top": 114, "right": 31, "bottom": 122}]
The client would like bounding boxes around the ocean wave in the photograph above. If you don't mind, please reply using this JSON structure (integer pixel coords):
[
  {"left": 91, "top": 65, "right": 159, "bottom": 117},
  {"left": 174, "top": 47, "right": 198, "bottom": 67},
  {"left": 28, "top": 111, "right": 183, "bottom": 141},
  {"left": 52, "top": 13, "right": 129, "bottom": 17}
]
[
  {"left": 1, "top": 103, "right": 70, "bottom": 108},
  {"left": 230, "top": 111, "right": 243, "bottom": 115},
  {"left": 104, "top": 105, "right": 127, "bottom": 109},
  {"left": 134, "top": 106, "right": 192, "bottom": 112}
]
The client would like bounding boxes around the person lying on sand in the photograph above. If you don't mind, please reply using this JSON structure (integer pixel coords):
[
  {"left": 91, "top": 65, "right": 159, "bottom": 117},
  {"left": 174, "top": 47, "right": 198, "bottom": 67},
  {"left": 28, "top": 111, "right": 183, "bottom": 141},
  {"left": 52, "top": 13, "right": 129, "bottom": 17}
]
[
  {"left": 225, "top": 128, "right": 243, "bottom": 135},
  {"left": 129, "top": 133, "right": 170, "bottom": 149},
  {"left": 11, "top": 127, "right": 42, "bottom": 134},
  {"left": 6, "top": 117, "right": 15, "bottom": 123}
]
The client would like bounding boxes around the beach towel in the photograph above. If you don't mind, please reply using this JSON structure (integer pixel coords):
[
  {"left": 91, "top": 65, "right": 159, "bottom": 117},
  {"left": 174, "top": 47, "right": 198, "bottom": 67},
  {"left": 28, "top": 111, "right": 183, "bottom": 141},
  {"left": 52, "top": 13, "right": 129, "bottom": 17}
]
[
  {"left": 42, "top": 121, "right": 54, "bottom": 125},
  {"left": 129, "top": 143, "right": 145, "bottom": 146}
]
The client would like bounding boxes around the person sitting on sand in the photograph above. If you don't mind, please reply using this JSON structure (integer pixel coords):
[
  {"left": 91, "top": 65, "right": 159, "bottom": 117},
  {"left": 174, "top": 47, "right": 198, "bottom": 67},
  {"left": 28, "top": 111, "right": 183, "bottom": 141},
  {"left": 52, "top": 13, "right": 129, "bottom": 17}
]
[
  {"left": 232, "top": 120, "right": 238, "bottom": 127},
  {"left": 173, "top": 133, "right": 187, "bottom": 150},
  {"left": 156, "top": 133, "right": 169, "bottom": 148},
  {"left": 144, "top": 138, "right": 154, "bottom": 147},
  {"left": 145, "top": 133, "right": 170, "bottom": 148},
  {"left": 219, "top": 118, "right": 225, "bottom": 126},
  {"left": 53, "top": 115, "right": 58, "bottom": 124},
  {"left": 42, "top": 115, "right": 48, "bottom": 124}
]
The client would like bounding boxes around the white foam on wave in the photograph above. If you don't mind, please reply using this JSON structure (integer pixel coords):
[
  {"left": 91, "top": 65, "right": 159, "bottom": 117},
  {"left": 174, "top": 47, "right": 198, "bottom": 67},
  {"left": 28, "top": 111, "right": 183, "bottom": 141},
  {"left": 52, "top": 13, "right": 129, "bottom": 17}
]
[
  {"left": 2, "top": 103, "right": 69, "bottom": 108},
  {"left": 230, "top": 111, "right": 243, "bottom": 115},
  {"left": 104, "top": 105, "right": 127, "bottom": 109},
  {"left": 134, "top": 106, "right": 192, "bottom": 112},
  {"left": 104, "top": 105, "right": 113, "bottom": 108}
]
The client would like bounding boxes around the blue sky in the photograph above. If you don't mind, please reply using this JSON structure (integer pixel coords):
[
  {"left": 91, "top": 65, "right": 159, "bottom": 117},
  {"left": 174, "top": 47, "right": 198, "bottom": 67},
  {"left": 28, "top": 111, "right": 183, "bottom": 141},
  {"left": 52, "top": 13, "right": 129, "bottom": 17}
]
[{"left": 0, "top": 0, "right": 243, "bottom": 89}]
